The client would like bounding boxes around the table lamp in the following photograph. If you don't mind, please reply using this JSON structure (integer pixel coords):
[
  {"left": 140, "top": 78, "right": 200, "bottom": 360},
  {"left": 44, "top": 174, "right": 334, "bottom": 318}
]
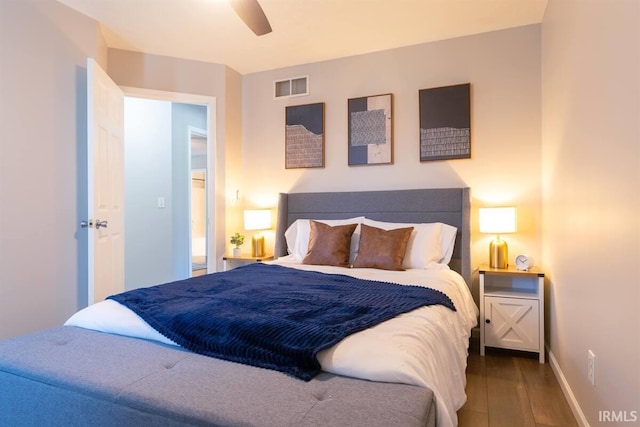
[
  {"left": 479, "top": 207, "right": 517, "bottom": 269},
  {"left": 244, "top": 209, "right": 271, "bottom": 257}
]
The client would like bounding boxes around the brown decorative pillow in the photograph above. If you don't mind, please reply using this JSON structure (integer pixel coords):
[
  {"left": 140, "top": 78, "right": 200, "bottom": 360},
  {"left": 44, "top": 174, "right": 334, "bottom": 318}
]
[
  {"left": 302, "top": 221, "right": 358, "bottom": 267},
  {"left": 353, "top": 224, "right": 414, "bottom": 271}
]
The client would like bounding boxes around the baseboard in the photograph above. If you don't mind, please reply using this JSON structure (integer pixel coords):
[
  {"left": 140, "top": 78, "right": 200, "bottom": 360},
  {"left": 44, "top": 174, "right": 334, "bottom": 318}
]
[{"left": 547, "top": 346, "right": 590, "bottom": 427}]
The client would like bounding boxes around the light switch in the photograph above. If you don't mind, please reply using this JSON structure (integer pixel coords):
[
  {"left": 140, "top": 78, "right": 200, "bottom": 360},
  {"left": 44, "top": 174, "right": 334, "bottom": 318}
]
[{"left": 157, "top": 197, "right": 166, "bottom": 208}]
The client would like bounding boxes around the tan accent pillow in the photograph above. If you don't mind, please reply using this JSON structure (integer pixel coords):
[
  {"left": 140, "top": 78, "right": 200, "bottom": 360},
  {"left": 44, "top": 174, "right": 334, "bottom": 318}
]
[
  {"left": 353, "top": 224, "right": 414, "bottom": 271},
  {"left": 302, "top": 221, "right": 358, "bottom": 267}
]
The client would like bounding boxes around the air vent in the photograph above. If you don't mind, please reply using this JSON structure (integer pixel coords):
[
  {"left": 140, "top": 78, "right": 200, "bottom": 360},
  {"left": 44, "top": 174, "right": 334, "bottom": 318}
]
[{"left": 274, "top": 76, "right": 309, "bottom": 99}]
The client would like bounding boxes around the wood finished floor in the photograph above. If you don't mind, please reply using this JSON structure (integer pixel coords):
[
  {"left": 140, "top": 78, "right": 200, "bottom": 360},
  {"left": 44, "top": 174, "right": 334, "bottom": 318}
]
[{"left": 458, "top": 340, "right": 578, "bottom": 427}]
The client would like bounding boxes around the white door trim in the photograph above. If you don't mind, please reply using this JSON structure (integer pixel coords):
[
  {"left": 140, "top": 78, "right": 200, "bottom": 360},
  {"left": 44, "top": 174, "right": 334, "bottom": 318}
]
[{"left": 188, "top": 126, "right": 208, "bottom": 275}]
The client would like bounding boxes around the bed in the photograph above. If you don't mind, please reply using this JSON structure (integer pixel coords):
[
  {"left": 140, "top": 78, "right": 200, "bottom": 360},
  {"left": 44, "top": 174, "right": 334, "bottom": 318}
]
[{"left": 0, "top": 188, "right": 477, "bottom": 427}]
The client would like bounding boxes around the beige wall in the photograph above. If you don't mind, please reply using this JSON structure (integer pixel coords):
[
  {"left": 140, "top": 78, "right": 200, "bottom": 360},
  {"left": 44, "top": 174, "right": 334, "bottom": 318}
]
[
  {"left": 107, "top": 49, "right": 226, "bottom": 98},
  {"left": 241, "top": 25, "right": 543, "bottom": 296},
  {"left": 222, "top": 67, "right": 245, "bottom": 252},
  {"left": 0, "top": 0, "right": 105, "bottom": 339},
  {"left": 541, "top": 0, "right": 640, "bottom": 424}
]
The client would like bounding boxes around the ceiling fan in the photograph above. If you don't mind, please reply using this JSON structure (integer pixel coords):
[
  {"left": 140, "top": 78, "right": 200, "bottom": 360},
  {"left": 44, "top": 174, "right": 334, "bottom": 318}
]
[{"left": 228, "top": 0, "right": 273, "bottom": 36}]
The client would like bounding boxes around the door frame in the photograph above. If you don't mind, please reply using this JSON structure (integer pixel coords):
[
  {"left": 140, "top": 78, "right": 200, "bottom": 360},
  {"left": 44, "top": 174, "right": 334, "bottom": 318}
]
[
  {"left": 121, "top": 86, "right": 220, "bottom": 273},
  {"left": 188, "top": 126, "right": 208, "bottom": 276}
]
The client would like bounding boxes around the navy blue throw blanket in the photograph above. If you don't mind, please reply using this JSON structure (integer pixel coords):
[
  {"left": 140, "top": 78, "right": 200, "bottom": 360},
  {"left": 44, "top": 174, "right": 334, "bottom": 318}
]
[{"left": 108, "top": 263, "right": 455, "bottom": 380}]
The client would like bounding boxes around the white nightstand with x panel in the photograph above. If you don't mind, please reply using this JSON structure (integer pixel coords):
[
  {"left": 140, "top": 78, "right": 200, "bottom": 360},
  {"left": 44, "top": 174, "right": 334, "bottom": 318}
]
[{"left": 479, "top": 264, "right": 545, "bottom": 363}]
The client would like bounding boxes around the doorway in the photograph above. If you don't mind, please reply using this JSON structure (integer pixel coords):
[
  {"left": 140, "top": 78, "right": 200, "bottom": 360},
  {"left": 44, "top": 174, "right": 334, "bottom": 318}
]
[{"left": 122, "top": 94, "right": 214, "bottom": 290}]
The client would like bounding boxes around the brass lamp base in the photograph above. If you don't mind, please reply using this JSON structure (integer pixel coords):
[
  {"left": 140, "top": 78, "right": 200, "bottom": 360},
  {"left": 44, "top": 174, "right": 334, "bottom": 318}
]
[
  {"left": 252, "top": 233, "right": 265, "bottom": 257},
  {"left": 489, "top": 237, "right": 508, "bottom": 269}
]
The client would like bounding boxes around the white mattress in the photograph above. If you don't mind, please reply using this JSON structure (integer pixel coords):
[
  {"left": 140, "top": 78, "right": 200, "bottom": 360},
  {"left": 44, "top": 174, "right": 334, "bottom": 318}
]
[{"left": 66, "top": 259, "right": 478, "bottom": 427}]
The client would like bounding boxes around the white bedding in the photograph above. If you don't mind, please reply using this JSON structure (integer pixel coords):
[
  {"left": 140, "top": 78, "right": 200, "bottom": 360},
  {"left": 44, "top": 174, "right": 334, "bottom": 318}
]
[{"left": 66, "top": 258, "right": 478, "bottom": 427}]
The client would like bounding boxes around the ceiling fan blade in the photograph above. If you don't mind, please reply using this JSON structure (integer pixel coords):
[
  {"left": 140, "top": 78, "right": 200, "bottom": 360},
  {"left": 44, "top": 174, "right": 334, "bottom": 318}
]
[{"left": 229, "top": 0, "right": 272, "bottom": 36}]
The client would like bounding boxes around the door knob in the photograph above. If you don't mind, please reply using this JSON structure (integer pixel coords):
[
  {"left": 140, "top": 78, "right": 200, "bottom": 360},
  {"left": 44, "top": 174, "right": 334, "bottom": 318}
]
[{"left": 95, "top": 220, "right": 108, "bottom": 229}]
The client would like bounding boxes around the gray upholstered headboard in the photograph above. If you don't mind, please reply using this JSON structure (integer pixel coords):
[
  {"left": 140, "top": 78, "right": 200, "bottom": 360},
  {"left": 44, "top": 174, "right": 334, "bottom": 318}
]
[{"left": 274, "top": 188, "right": 471, "bottom": 287}]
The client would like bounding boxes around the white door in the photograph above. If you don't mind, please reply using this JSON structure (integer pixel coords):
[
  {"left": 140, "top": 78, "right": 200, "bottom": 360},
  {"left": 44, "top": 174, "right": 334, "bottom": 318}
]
[
  {"left": 484, "top": 296, "right": 539, "bottom": 351},
  {"left": 87, "top": 58, "right": 125, "bottom": 305}
]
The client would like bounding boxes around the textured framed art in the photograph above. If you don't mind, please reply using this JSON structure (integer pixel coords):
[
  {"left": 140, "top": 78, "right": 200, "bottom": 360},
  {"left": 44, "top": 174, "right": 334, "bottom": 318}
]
[
  {"left": 347, "top": 93, "right": 393, "bottom": 166},
  {"left": 285, "top": 102, "right": 325, "bottom": 169},
  {"left": 419, "top": 83, "right": 471, "bottom": 161}
]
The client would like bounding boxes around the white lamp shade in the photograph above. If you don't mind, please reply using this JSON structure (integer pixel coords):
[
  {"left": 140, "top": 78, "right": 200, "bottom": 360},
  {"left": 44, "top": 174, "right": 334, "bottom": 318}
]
[
  {"left": 479, "top": 207, "right": 517, "bottom": 234},
  {"left": 244, "top": 209, "right": 272, "bottom": 231}
]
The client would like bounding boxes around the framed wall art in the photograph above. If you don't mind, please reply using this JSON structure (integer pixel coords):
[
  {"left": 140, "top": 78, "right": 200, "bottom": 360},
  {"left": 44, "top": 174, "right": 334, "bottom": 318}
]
[
  {"left": 348, "top": 93, "right": 393, "bottom": 166},
  {"left": 285, "top": 102, "right": 325, "bottom": 169},
  {"left": 419, "top": 83, "right": 471, "bottom": 161}
]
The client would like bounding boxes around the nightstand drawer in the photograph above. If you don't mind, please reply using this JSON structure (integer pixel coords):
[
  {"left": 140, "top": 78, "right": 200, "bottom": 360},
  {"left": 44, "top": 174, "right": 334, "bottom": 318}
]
[{"left": 484, "top": 296, "right": 539, "bottom": 352}]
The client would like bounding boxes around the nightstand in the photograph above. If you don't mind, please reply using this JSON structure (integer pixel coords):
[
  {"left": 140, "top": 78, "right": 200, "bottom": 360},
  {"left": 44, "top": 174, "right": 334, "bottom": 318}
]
[
  {"left": 222, "top": 254, "right": 274, "bottom": 271},
  {"left": 479, "top": 263, "right": 545, "bottom": 363}
]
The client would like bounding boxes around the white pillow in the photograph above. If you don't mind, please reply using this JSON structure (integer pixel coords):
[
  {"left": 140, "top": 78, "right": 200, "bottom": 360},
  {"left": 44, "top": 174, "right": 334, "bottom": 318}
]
[
  {"left": 439, "top": 223, "right": 458, "bottom": 264},
  {"left": 284, "top": 217, "right": 365, "bottom": 262},
  {"left": 362, "top": 218, "right": 445, "bottom": 269}
]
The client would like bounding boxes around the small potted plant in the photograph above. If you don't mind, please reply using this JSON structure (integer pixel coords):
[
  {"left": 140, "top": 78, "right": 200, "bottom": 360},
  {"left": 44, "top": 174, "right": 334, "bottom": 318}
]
[{"left": 230, "top": 232, "right": 245, "bottom": 257}]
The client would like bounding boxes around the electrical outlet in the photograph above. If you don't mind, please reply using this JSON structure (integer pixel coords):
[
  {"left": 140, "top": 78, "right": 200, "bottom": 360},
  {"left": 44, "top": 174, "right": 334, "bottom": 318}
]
[{"left": 588, "top": 350, "right": 596, "bottom": 386}]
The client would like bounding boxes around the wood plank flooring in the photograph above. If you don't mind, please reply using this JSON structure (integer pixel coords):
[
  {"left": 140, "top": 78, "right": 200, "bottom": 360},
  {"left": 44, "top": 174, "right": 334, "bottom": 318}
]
[{"left": 458, "top": 340, "right": 578, "bottom": 427}]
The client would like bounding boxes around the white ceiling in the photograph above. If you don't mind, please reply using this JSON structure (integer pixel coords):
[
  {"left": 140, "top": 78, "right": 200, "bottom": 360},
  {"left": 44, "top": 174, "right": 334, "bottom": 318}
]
[{"left": 57, "top": 0, "right": 548, "bottom": 75}]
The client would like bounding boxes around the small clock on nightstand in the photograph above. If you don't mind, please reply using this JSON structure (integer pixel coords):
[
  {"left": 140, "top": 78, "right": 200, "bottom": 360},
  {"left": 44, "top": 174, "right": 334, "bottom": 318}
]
[{"left": 515, "top": 254, "right": 533, "bottom": 271}]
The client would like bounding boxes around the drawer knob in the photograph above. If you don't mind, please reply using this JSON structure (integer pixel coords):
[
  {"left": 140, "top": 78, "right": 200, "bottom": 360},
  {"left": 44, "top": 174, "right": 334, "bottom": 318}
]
[{"left": 485, "top": 319, "right": 491, "bottom": 324}]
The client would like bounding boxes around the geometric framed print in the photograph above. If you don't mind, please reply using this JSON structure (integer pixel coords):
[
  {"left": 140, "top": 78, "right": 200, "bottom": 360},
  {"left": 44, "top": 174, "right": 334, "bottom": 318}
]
[
  {"left": 419, "top": 83, "right": 471, "bottom": 161},
  {"left": 285, "top": 102, "right": 325, "bottom": 169},
  {"left": 348, "top": 93, "right": 393, "bottom": 165}
]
